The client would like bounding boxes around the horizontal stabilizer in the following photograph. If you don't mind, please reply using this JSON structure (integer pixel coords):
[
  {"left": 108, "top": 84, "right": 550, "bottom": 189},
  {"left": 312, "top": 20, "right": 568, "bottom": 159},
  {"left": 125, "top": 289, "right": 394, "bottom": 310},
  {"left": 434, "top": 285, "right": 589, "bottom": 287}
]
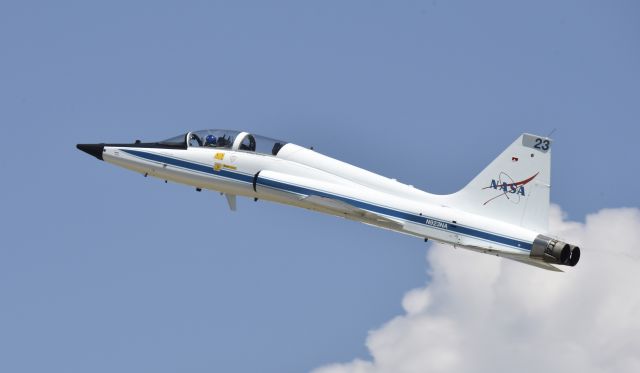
[
  {"left": 462, "top": 244, "right": 563, "bottom": 272},
  {"left": 507, "top": 257, "right": 563, "bottom": 272}
]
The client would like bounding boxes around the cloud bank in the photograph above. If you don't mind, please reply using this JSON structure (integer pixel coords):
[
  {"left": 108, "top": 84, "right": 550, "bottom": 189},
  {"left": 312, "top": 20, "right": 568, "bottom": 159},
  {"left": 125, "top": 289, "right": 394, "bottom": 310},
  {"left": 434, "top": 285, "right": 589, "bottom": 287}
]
[{"left": 312, "top": 205, "right": 640, "bottom": 373}]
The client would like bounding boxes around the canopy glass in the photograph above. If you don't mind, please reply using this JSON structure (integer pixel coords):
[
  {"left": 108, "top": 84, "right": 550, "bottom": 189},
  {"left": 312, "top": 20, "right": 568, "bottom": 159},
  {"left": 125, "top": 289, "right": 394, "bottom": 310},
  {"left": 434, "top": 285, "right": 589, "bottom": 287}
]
[{"left": 160, "top": 130, "right": 288, "bottom": 156}]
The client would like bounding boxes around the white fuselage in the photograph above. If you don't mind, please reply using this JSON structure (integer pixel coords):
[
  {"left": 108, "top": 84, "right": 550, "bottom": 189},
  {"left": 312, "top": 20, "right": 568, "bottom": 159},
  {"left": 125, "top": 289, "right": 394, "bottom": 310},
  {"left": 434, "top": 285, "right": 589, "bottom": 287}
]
[{"left": 103, "top": 142, "right": 539, "bottom": 263}]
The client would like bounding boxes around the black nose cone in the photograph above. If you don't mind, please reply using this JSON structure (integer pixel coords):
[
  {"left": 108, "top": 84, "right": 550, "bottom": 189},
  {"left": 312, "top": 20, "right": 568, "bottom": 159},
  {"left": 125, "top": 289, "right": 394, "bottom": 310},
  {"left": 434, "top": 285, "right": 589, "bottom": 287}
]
[{"left": 77, "top": 143, "right": 104, "bottom": 160}]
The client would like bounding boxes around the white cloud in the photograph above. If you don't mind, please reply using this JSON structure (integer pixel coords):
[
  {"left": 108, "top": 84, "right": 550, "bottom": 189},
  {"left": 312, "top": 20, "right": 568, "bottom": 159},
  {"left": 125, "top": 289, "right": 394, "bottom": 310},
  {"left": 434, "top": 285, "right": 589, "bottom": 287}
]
[{"left": 312, "top": 205, "right": 640, "bottom": 373}]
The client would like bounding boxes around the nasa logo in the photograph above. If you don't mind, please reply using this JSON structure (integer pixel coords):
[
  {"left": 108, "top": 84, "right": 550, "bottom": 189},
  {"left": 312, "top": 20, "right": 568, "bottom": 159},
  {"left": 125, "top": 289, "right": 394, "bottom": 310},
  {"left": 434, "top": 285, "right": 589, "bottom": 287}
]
[
  {"left": 489, "top": 179, "right": 526, "bottom": 196},
  {"left": 482, "top": 172, "right": 539, "bottom": 205}
]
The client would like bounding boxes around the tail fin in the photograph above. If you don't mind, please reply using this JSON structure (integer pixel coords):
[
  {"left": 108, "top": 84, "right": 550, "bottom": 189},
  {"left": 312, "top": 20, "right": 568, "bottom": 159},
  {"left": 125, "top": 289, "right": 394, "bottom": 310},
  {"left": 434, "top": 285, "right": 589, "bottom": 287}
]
[{"left": 445, "top": 133, "right": 552, "bottom": 233}]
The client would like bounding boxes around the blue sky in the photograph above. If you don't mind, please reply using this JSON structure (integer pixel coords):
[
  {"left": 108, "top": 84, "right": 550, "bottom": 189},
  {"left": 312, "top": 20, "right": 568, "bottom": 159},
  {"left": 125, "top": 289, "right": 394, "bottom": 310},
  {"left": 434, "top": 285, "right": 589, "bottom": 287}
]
[{"left": 1, "top": 1, "right": 638, "bottom": 372}]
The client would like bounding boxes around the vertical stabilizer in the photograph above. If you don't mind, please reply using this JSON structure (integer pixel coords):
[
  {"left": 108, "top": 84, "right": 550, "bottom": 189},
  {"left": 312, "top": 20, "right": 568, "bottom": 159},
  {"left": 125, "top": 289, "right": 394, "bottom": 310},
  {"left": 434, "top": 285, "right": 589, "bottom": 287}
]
[{"left": 444, "top": 134, "right": 552, "bottom": 233}]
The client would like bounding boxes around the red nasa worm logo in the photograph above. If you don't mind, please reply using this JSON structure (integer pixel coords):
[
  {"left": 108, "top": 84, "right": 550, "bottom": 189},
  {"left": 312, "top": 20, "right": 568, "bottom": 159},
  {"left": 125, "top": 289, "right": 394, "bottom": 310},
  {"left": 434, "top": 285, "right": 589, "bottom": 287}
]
[{"left": 482, "top": 172, "right": 539, "bottom": 205}]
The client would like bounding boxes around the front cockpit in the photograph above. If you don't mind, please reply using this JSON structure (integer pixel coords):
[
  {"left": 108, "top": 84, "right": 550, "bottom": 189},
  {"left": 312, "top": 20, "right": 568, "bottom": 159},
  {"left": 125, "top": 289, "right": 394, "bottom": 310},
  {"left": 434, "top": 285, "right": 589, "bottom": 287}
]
[{"left": 161, "top": 129, "right": 288, "bottom": 156}]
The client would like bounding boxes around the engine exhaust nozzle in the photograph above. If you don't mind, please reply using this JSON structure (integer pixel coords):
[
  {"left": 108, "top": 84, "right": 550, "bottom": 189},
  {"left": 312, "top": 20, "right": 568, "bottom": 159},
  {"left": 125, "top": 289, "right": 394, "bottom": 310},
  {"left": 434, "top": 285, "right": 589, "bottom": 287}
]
[
  {"left": 568, "top": 245, "right": 580, "bottom": 266},
  {"left": 530, "top": 235, "right": 581, "bottom": 267}
]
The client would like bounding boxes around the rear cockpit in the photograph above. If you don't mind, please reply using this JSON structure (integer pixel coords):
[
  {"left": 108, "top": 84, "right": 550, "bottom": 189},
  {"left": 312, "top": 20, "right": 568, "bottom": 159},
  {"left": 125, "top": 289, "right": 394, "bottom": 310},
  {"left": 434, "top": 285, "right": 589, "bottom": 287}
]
[{"left": 161, "top": 129, "right": 288, "bottom": 156}]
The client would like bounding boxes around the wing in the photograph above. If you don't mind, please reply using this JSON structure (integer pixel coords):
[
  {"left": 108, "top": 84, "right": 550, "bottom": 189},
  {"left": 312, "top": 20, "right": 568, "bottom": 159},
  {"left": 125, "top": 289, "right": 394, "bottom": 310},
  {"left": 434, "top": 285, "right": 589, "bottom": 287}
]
[
  {"left": 301, "top": 195, "right": 403, "bottom": 230},
  {"left": 253, "top": 170, "right": 403, "bottom": 230}
]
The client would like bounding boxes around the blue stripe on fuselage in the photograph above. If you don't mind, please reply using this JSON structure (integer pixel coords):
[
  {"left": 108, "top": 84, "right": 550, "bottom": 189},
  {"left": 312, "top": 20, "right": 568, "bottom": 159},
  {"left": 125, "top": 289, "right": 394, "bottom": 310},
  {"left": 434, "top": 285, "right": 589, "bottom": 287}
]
[{"left": 119, "top": 148, "right": 532, "bottom": 251}]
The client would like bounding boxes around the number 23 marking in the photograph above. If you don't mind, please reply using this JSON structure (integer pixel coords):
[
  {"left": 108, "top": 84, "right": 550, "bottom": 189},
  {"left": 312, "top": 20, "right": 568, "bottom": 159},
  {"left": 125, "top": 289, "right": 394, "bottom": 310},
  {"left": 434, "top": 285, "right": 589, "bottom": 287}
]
[{"left": 534, "top": 138, "right": 550, "bottom": 150}]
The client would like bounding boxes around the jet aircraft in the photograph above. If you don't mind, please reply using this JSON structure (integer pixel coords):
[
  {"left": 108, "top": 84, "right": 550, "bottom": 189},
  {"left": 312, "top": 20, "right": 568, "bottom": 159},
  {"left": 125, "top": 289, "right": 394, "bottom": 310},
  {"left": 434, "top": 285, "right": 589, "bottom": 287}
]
[{"left": 77, "top": 129, "right": 580, "bottom": 271}]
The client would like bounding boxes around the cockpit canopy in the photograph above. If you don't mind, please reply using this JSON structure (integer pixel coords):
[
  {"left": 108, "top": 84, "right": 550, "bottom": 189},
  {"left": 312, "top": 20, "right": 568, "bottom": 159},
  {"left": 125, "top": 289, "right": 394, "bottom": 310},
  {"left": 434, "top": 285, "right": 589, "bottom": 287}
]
[{"left": 160, "top": 129, "right": 288, "bottom": 156}]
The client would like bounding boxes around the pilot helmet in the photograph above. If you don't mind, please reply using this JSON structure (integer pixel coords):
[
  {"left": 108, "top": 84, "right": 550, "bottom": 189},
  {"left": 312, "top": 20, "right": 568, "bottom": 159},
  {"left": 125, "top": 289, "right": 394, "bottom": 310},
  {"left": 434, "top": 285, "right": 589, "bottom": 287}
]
[{"left": 205, "top": 134, "right": 217, "bottom": 146}]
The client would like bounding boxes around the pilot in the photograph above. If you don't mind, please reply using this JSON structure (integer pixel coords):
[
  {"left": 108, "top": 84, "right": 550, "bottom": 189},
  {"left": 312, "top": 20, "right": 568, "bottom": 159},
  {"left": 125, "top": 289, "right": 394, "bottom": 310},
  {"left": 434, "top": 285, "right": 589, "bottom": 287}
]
[{"left": 204, "top": 135, "right": 217, "bottom": 147}]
